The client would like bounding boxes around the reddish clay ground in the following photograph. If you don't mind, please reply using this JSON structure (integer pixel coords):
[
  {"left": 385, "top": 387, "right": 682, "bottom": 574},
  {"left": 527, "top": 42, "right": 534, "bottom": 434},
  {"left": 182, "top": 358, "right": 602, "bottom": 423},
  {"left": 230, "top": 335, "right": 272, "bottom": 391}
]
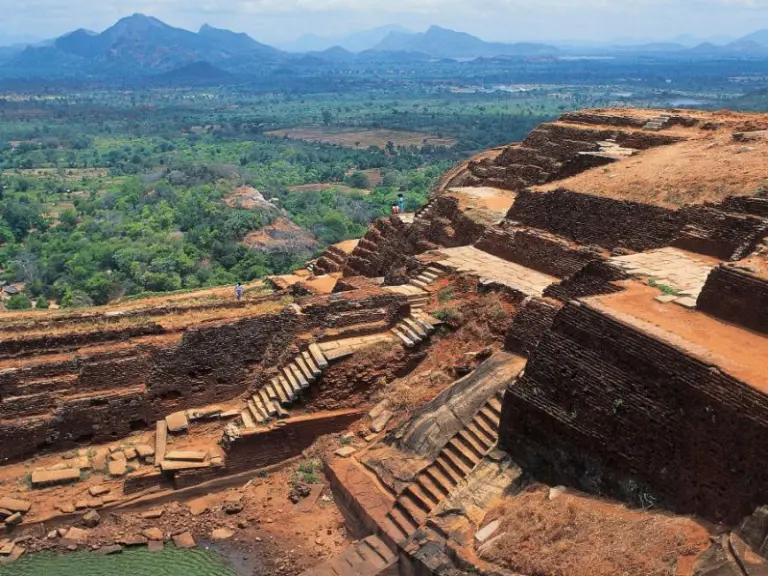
[{"left": 593, "top": 283, "right": 768, "bottom": 390}]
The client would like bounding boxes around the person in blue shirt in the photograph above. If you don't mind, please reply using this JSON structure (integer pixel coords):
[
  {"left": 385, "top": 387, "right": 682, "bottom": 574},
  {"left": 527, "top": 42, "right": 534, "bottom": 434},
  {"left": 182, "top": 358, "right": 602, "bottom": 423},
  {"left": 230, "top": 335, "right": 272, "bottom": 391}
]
[{"left": 397, "top": 193, "right": 405, "bottom": 214}]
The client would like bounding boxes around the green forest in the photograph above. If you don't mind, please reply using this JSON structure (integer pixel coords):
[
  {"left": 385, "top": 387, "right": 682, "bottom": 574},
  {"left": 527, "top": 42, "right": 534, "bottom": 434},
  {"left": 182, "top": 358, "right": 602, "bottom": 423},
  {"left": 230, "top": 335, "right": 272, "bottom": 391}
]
[{"left": 0, "top": 82, "right": 718, "bottom": 309}]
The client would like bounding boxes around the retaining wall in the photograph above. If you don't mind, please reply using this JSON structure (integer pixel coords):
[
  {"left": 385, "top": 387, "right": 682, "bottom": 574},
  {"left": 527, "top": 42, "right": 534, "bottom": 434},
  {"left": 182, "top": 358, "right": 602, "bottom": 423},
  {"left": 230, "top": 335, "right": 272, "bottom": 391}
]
[
  {"left": 698, "top": 265, "right": 768, "bottom": 335},
  {"left": 499, "top": 301, "right": 768, "bottom": 524}
]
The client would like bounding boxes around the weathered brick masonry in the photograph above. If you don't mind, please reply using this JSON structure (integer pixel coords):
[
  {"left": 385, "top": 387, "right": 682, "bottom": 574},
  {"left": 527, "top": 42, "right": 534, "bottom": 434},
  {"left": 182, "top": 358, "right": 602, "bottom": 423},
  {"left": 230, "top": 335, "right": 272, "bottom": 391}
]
[
  {"left": 503, "top": 297, "right": 563, "bottom": 356},
  {"left": 698, "top": 265, "right": 768, "bottom": 335},
  {"left": 500, "top": 301, "right": 768, "bottom": 524}
]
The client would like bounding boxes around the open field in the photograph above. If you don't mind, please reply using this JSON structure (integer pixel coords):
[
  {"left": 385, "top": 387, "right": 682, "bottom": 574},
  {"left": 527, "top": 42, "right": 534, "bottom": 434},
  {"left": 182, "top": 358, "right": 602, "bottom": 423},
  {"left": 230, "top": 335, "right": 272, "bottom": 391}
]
[{"left": 266, "top": 127, "right": 458, "bottom": 149}]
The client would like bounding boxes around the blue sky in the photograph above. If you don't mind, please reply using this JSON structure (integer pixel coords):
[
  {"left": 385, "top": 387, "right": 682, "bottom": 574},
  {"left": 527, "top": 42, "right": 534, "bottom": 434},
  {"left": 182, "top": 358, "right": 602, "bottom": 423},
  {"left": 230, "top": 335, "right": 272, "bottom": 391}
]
[{"left": 1, "top": 0, "right": 767, "bottom": 45}]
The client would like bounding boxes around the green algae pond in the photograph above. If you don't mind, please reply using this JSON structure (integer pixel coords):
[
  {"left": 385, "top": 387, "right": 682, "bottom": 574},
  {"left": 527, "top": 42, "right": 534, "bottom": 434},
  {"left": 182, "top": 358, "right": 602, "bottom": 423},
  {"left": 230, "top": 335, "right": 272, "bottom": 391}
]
[{"left": 0, "top": 546, "right": 239, "bottom": 576}]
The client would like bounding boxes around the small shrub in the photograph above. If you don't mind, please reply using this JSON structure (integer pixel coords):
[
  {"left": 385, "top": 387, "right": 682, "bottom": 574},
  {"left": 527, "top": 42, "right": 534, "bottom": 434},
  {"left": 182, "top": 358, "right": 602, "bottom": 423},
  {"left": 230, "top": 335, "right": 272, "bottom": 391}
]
[
  {"left": 434, "top": 307, "right": 461, "bottom": 323},
  {"left": 340, "top": 435, "right": 352, "bottom": 446},
  {"left": 437, "top": 286, "right": 455, "bottom": 303},
  {"left": 296, "top": 459, "right": 321, "bottom": 485},
  {"left": 5, "top": 294, "right": 32, "bottom": 310},
  {"left": 35, "top": 296, "right": 50, "bottom": 309}
]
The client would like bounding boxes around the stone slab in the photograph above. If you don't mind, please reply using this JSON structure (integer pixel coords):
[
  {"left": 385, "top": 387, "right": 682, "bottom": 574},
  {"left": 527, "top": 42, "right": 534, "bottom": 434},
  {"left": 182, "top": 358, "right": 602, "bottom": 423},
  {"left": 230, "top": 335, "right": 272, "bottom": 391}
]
[
  {"left": 108, "top": 459, "right": 127, "bottom": 477},
  {"left": 160, "top": 460, "right": 210, "bottom": 472},
  {"left": 475, "top": 519, "right": 500, "bottom": 544},
  {"left": 31, "top": 468, "right": 80, "bottom": 487},
  {"left": 165, "top": 451, "right": 207, "bottom": 462},
  {"left": 335, "top": 446, "right": 357, "bottom": 458},
  {"left": 89, "top": 485, "right": 110, "bottom": 497},
  {"left": 143, "top": 527, "right": 164, "bottom": 541},
  {"left": 165, "top": 412, "right": 189, "bottom": 433},
  {"left": 147, "top": 540, "right": 164, "bottom": 552},
  {"left": 654, "top": 294, "right": 679, "bottom": 304},
  {"left": 136, "top": 445, "right": 155, "bottom": 458},
  {"left": 296, "top": 484, "right": 325, "bottom": 513},
  {"left": 674, "top": 296, "right": 698, "bottom": 309},
  {"left": 0, "top": 497, "right": 31, "bottom": 514}
]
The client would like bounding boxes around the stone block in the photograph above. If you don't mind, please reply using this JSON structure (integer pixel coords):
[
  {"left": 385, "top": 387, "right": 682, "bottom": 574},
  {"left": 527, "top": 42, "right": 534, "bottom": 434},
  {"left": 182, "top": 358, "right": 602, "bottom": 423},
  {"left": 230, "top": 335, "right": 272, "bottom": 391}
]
[
  {"left": 89, "top": 485, "right": 110, "bottom": 497},
  {"left": 31, "top": 468, "right": 81, "bottom": 488},
  {"left": 165, "top": 451, "right": 207, "bottom": 462},
  {"left": 172, "top": 531, "right": 196, "bottom": 549},
  {"left": 654, "top": 294, "right": 679, "bottom": 304},
  {"left": 124, "top": 448, "right": 137, "bottom": 460},
  {"left": 335, "top": 446, "right": 357, "bottom": 458},
  {"left": 165, "top": 412, "right": 189, "bottom": 433},
  {"left": 4, "top": 512, "right": 22, "bottom": 526},
  {"left": 160, "top": 460, "right": 210, "bottom": 472},
  {"left": 142, "top": 527, "right": 164, "bottom": 541},
  {"left": 674, "top": 296, "right": 698, "bottom": 309},
  {"left": 147, "top": 540, "right": 164, "bottom": 552},
  {"left": 211, "top": 528, "right": 234, "bottom": 541},
  {"left": 141, "top": 509, "right": 164, "bottom": 519},
  {"left": 0, "top": 498, "right": 31, "bottom": 514},
  {"left": 108, "top": 459, "right": 127, "bottom": 477},
  {"left": 135, "top": 445, "right": 155, "bottom": 458},
  {"left": 475, "top": 519, "right": 500, "bottom": 544},
  {"left": 64, "top": 527, "right": 89, "bottom": 542},
  {"left": 370, "top": 410, "right": 393, "bottom": 433}
]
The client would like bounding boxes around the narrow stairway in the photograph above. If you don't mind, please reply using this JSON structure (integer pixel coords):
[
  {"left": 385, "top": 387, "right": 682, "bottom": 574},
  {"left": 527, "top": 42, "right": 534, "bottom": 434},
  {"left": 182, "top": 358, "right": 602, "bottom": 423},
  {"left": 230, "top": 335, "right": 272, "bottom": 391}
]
[
  {"left": 409, "top": 266, "right": 444, "bottom": 292},
  {"left": 238, "top": 343, "right": 329, "bottom": 431},
  {"left": 413, "top": 199, "right": 436, "bottom": 222},
  {"left": 644, "top": 114, "right": 671, "bottom": 131},
  {"left": 300, "top": 535, "right": 397, "bottom": 576},
  {"left": 382, "top": 390, "right": 505, "bottom": 544},
  {"left": 390, "top": 312, "right": 441, "bottom": 349}
]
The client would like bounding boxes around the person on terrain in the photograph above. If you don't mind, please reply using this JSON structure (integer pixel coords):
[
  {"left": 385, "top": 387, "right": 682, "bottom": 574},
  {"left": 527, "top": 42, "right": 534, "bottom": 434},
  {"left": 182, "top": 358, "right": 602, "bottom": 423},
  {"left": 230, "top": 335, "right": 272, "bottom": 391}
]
[
  {"left": 391, "top": 203, "right": 400, "bottom": 215},
  {"left": 398, "top": 193, "right": 405, "bottom": 214},
  {"left": 235, "top": 283, "right": 244, "bottom": 301}
]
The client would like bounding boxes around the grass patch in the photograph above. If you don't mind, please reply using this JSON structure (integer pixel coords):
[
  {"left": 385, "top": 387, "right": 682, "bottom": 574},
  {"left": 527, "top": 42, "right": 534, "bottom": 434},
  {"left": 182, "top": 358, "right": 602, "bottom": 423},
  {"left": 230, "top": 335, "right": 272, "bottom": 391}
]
[
  {"left": 434, "top": 307, "right": 462, "bottom": 324},
  {"left": 648, "top": 279, "right": 681, "bottom": 296},
  {"left": 295, "top": 459, "right": 321, "bottom": 485}
]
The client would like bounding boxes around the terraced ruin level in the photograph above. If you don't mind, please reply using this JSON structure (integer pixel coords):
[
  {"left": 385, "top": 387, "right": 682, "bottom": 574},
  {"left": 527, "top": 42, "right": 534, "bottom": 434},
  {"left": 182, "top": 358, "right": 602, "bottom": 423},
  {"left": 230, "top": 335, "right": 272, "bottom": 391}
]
[{"left": 2, "top": 108, "right": 768, "bottom": 576}]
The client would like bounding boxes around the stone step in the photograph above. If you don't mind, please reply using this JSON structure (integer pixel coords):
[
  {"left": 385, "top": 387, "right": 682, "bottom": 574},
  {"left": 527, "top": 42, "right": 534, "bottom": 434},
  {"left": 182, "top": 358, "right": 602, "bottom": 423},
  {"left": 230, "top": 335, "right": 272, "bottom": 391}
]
[
  {"left": 409, "top": 315, "right": 434, "bottom": 334},
  {"left": 247, "top": 400, "right": 267, "bottom": 424},
  {"left": 424, "top": 464, "right": 456, "bottom": 493},
  {"left": 465, "top": 421, "right": 494, "bottom": 449},
  {"left": 477, "top": 407, "right": 500, "bottom": 431},
  {"left": 475, "top": 410, "right": 499, "bottom": 440},
  {"left": 472, "top": 416, "right": 497, "bottom": 444},
  {"left": 415, "top": 275, "right": 433, "bottom": 285},
  {"left": 283, "top": 367, "right": 302, "bottom": 395},
  {"left": 456, "top": 429, "right": 487, "bottom": 460},
  {"left": 253, "top": 396, "right": 272, "bottom": 420},
  {"left": 391, "top": 328, "right": 415, "bottom": 348},
  {"left": 335, "top": 547, "right": 379, "bottom": 575},
  {"left": 240, "top": 409, "right": 255, "bottom": 429},
  {"left": 324, "top": 346, "right": 355, "bottom": 362},
  {"left": 302, "top": 351, "right": 322, "bottom": 377},
  {"left": 257, "top": 390, "right": 277, "bottom": 416},
  {"left": 309, "top": 343, "right": 329, "bottom": 369},
  {"left": 387, "top": 505, "right": 417, "bottom": 541},
  {"left": 273, "top": 401, "right": 289, "bottom": 419},
  {"left": 409, "top": 279, "right": 429, "bottom": 290},
  {"left": 415, "top": 474, "right": 443, "bottom": 505},
  {"left": 397, "top": 323, "right": 422, "bottom": 343},
  {"left": 433, "top": 454, "right": 463, "bottom": 486},
  {"left": 381, "top": 515, "right": 409, "bottom": 547},
  {"left": 361, "top": 535, "right": 396, "bottom": 565},
  {"left": 265, "top": 382, "right": 279, "bottom": 401},
  {"left": 397, "top": 495, "right": 427, "bottom": 527},
  {"left": 444, "top": 441, "right": 476, "bottom": 475},
  {"left": 353, "top": 539, "right": 388, "bottom": 570},
  {"left": 487, "top": 396, "right": 503, "bottom": 417},
  {"left": 404, "top": 483, "right": 436, "bottom": 512},
  {"left": 294, "top": 356, "right": 315, "bottom": 382},
  {"left": 290, "top": 363, "right": 309, "bottom": 389},
  {"left": 278, "top": 375, "right": 297, "bottom": 402},
  {"left": 271, "top": 377, "right": 290, "bottom": 405},
  {"left": 403, "top": 318, "right": 427, "bottom": 339}
]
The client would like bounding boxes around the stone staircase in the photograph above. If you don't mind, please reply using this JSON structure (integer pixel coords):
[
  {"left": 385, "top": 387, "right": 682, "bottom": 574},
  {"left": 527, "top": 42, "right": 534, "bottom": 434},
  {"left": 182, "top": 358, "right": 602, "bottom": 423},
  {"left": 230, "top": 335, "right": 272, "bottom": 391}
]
[
  {"left": 390, "top": 312, "right": 441, "bottom": 349},
  {"left": 313, "top": 245, "right": 350, "bottom": 275},
  {"left": 239, "top": 343, "right": 329, "bottom": 430},
  {"left": 644, "top": 114, "right": 671, "bottom": 131},
  {"left": 413, "top": 199, "right": 437, "bottom": 222},
  {"left": 381, "top": 390, "right": 504, "bottom": 544},
  {"left": 409, "top": 266, "right": 444, "bottom": 291},
  {"left": 300, "top": 535, "right": 397, "bottom": 576}
]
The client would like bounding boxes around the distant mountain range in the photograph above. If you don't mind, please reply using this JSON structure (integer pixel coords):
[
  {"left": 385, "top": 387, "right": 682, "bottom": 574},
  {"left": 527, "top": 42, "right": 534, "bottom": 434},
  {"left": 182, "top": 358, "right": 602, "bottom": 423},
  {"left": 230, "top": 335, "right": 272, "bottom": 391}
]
[
  {"left": 1, "top": 15, "right": 768, "bottom": 82},
  {"left": 280, "top": 25, "right": 412, "bottom": 53},
  {"left": 372, "top": 26, "right": 558, "bottom": 58}
]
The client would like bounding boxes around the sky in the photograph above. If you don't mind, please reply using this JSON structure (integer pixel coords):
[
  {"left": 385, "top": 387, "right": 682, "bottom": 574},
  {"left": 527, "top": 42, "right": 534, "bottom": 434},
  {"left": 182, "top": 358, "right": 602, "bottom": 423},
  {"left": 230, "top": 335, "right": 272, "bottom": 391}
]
[{"left": 1, "top": 0, "right": 768, "bottom": 46}]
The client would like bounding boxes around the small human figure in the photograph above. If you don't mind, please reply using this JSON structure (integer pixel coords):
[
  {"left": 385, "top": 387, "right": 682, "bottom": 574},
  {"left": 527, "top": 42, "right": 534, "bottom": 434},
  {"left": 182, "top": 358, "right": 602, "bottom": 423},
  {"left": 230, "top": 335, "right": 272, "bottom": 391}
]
[
  {"left": 398, "top": 193, "right": 405, "bottom": 214},
  {"left": 235, "top": 282, "right": 244, "bottom": 301},
  {"left": 391, "top": 204, "right": 400, "bottom": 215}
]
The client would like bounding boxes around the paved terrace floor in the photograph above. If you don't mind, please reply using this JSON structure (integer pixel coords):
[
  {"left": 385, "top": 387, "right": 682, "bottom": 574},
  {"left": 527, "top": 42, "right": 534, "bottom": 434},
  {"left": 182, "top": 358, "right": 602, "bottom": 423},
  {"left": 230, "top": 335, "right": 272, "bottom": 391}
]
[
  {"left": 610, "top": 247, "right": 718, "bottom": 309},
  {"left": 429, "top": 246, "right": 557, "bottom": 297},
  {"left": 591, "top": 284, "right": 768, "bottom": 392}
]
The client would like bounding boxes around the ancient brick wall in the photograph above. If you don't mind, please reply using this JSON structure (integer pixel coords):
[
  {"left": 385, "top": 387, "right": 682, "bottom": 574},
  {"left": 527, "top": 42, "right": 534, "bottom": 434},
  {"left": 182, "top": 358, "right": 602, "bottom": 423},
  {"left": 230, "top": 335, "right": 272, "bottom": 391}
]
[
  {"left": 504, "top": 297, "right": 563, "bottom": 356},
  {"left": 508, "top": 188, "right": 685, "bottom": 252},
  {"left": 673, "top": 206, "right": 768, "bottom": 261},
  {"left": 224, "top": 410, "right": 363, "bottom": 475},
  {"left": 543, "top": 260, "right": 628, "bottom": 302},
  {"left": 343, "top": 217, "right": 420, "bottom": 278},
  {"left": 698, "top": 265, "right": 768, "bottom": 335},
  {"left": 499, "top": 301, "right": 768, "bottom": 524},
  {"left": 475, "top": 227, "right": 600, "bottom": 279}
]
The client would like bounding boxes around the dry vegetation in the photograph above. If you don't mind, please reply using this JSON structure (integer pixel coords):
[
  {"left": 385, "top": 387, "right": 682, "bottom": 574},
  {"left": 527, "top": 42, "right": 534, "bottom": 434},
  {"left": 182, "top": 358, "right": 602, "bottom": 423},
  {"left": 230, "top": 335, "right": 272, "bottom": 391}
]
[
  {"left": 480, "top": 487, "right": 710, "bottom": 576},
  {"left": 266, "top": 127, "right": 457, "bottom": 149}
]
